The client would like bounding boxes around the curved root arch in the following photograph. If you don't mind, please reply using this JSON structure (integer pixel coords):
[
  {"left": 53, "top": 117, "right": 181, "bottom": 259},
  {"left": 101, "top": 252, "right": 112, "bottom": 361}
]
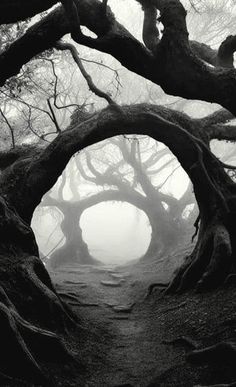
[{"left": 31, "top": 106, "right": 236, "bottom": 291}]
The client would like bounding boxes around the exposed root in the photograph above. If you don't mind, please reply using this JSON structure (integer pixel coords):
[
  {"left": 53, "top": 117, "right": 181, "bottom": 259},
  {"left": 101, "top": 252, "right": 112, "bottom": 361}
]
[
  {"left": 196, "top": 224, "right": 232, "bottom": 291},
  {"left": 188, "top": 340, "right": 236, "bottom": 386},
  {"left": 161, "top": 301, "right": 187, "bottom": 314},
  {"left": 146, "top": 282, "right": 168, "bottom": 297},
  {"left": 167, "top": 223, "right": 233, "bottom": 293},
  {"left": 162, "top": 335, "right": 199, "bottom": 350},
  {"left": 187, "top": 341, "right": 236, "bottom": 365},
  {"left": 58, "top": 291, "right": 80, "bottom": 303},
  {"left": 0, "top": 300, "right": 49, "bottom": 384},
  {"left": 22, "top": 256, "right": 78, "bottom": 331},
  {"left": 165, "top": 252, "right": 195, "bottom": 293},
  {"left": 0, "top": 283, "right": 80, "bottom": 384}
]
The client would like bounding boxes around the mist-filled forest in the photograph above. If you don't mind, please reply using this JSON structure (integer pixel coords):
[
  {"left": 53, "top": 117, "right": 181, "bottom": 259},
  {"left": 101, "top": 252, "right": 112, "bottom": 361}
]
[{"left": 1, "top": 0, "right": 236, "bottom": 386}]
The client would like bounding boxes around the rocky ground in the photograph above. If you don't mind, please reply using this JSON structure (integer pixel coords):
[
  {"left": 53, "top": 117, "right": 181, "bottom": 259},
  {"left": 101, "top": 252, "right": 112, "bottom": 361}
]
[{"left": 47, "top": 244, "right": 236, "bottom": 387}]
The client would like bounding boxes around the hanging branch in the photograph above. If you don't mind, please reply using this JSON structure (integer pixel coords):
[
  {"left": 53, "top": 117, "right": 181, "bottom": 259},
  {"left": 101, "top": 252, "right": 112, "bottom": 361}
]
[
  {"left": 55, "top": 40, "right": 116, "bottom": 106},
  {"left": 0, "top": 108, "right": 15, "bottom": 148},
  {"left": 42, "top": 58, "right": 80, "bottom": 110},
  {"left": 0, "top": 89, "right": 61, "bottom": 136},
  {"left": 46, "top": 98, "right": 61, "bottom": 133}
]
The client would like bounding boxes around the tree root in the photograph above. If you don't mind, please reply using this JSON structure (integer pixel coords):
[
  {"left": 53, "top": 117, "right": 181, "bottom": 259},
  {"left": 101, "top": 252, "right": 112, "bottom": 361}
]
[
  {"left": 161, "top": 301, "right": 187, "bottom": 314},
  {"left": 187, "top": 341, "right": 236, "bottom": 365},
  {"left": 166, "top": 223, "right": 233, "bottom": 292},
  {"left": 22, "top": 256, "right": 78, "bottom": 331},
  {"left": 0, "top": 252, "right": 85, "bottom": 385},
  {"left": 0, "top": 284, "right": 79, "bottom": 384},
  {"left": 146, "top": 282, "right": 168, "bottom": 297},
  {"left": 162, "top": 335, "right": 199, "bottom": 350},
  {"left": 58, "top": 291, "right": 80, "bottom": 303},
  {"left": 187, "top": 340, "right": 236, "bottom": 387}
]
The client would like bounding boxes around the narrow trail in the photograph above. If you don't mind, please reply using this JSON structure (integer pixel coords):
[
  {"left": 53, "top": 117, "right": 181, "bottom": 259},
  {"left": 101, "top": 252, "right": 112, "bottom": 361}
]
[
  {"left": 48, "top": 248, "right": 236, "bottom": 386},
  {"left": 48, "top": 251, "right": 183, "bottom": 386}
]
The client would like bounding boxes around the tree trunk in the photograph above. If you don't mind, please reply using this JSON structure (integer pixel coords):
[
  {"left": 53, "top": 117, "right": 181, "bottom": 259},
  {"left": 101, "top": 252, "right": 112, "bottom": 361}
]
[
  {"left": 47, "top": 206, "right": 98, "bottom": 269},
  {"left": 167, "top": 162, "right": 236, "bottom": 293},
  {"left": 0, "top": 197, "right": 78, "bottom": 385},
  {"left": 142, "top": 202, "right": 187, "bottom": 260}
]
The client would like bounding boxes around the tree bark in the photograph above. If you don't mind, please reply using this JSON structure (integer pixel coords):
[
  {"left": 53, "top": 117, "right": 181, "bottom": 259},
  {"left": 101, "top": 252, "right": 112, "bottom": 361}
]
[
  {"left": 0, "top": 103, "right": 235, "bottom": 382},
  {"left": 0, "top": 197, "right": 78, "bottom": 384},
  {"left": 47, "top": 204, "right": 98, "bottom": 269},
  {"left": 2, "top": 1, "right": 236, "bottom": 113},
  {"left": 1, "top": 103, "right": 234, "bottom": 291}
]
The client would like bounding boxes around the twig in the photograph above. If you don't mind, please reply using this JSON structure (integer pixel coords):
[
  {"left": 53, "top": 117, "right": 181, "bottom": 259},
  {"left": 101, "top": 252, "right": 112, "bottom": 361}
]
[
  {"left": 55, "top": 40, "right": 116, "bottom": 106},
  {"left": 47, "top": 98, "right": 61, "bottom": 133},
  {"left": 0, "top": 108, "right": 15, "bottom": 148}
]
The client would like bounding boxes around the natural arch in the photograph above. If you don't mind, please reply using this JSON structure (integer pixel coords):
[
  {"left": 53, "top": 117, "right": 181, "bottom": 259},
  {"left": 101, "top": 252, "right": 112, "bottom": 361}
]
[
  {"left": 1, "top": 1, "right": 236, "bottom": 385},
  {"left": 2, "top": 103, "right": 234, "bottom": 291},
  {"left": 0, "top": 102, "right": 235, "bottom": 385},
  {"left": 32, "top": 131, "right": 196, "bottom": 270},
  {"left": 36, "top": 188, "right": 159, "bottom": 269}
]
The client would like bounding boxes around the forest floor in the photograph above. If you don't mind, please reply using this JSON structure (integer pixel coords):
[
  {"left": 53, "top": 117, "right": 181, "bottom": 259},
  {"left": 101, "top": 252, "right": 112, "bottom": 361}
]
[{"left": 48, "top": 243, "right": 236, "bottom": 387}]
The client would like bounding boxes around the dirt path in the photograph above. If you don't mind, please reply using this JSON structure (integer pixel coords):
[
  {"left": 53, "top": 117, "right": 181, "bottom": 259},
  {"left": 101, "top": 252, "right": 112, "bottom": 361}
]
[
  {"left": 49, "top": 262, "right": 167, "bottom": 386},
  {"left": 49, "top": 255, "right": 236, "bottom": 387}
]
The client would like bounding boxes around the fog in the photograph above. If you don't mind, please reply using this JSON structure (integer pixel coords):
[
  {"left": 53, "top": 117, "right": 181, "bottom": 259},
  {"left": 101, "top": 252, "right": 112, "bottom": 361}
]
[
  {"left": 31, "top": 137, "right": 193, "bottom": 266},
  {"left": 26, "top": 0, "right": 236, "bottom": 268},
  {"left": 33, "top": 201, "right": 151, "bottom": 265}
]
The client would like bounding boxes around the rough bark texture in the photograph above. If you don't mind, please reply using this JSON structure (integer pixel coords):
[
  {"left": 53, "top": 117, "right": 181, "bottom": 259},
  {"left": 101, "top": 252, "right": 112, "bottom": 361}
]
[
  {"left": 1, "top": 103, "right": 235, "bottom": 291},
  {"left": 0, "top": 197, "right": 79, "bottom": 384},
  {"left": 0, "top": 0, "right": 57, "bottom": 24},
  {"left": 43, "top": 200, "right": 97, "bottom": 269},
  {"left": 1, "top": 0, "right": 236, "bottom": 113},
  {"left": 0, "top": 105, "right": 235, "bottom": 382}
]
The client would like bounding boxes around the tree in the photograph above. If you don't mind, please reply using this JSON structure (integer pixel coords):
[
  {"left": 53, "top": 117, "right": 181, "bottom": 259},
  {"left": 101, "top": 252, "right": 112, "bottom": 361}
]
[
  {"left": 1, "top": 0, "right": 236, "bottom": 383},
  {"left": 40, "top": 134, "right": 196, "bottom": 269},
  {"left": 76, "top": 135, "right": 196, "bottom": 257},
  {"left": 40, "top": 167, "right": 101, "bottom": 269}
]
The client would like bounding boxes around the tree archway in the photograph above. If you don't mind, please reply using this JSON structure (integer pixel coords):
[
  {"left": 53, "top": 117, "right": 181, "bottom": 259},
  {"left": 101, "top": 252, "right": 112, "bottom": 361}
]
[{"left": 32, "top": 135, "right": 197, "bottom": 270}]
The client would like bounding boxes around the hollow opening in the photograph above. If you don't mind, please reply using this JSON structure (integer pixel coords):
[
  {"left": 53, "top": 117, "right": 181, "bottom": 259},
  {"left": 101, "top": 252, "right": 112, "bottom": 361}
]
[
  {"left": 80, "top": 201, "right": 151, "bottom": 265},
  {"left": 31, "top": 136, "right": 198, "bottom": 270}
]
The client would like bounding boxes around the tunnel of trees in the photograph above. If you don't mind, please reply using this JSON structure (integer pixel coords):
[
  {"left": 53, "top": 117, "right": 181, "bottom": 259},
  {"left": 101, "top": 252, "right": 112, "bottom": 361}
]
[
  {"left": 36, "top": 134, "right": 196, "bottom": 269},
  {"left": 1, "top": 0, "right": 236, "bottom": 384}
]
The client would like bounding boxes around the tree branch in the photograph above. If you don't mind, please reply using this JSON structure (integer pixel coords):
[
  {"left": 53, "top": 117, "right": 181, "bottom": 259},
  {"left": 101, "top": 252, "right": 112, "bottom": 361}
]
[
  {"left": 2, "top": 103, "right": 233, "bottom": 222},
  {"left": 0, "top": 108, "right": 15, "bottom": 148},
  {"left": 0, "top": 0, "right": 57, "bottom": 24},
  {"left": 55, "top": 40, "right": 116, "bottom": 105},
  {"left": 1, "top": 1, "right": 236, "bottom": 113}
]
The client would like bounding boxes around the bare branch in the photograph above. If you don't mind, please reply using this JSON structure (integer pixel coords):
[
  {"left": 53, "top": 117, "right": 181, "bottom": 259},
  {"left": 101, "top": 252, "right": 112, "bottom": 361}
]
[
  {"left": 2, "top": 1, "right": 236, "bottom": 113},
  {"left": 55, "top": 40, "right": 116, "bottom": 105},
  {"left": 47, "top": 98, "right": 61, "bottom": 133},
  {"left": 0, "top": 108, "right": 15, "bottom": 148}
]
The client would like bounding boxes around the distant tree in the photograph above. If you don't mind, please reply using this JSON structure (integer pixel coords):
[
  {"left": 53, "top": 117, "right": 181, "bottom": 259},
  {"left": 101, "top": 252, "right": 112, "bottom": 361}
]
[
  {"left": 38, "top": 132, "right": 196, "bottom": 269},
  {"left": 78, "top": 136, "right": 196, "bottom": 255}
]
